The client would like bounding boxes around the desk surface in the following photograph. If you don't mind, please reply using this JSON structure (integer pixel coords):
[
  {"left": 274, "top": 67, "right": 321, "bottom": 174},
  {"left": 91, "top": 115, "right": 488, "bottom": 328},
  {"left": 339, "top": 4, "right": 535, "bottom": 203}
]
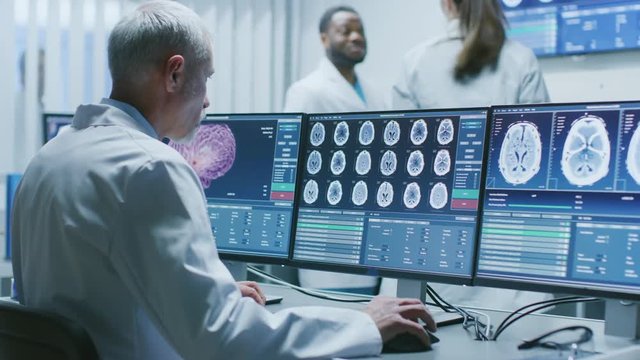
[{"left": 261, "top": 283, "right": 639, "bottom": 360}]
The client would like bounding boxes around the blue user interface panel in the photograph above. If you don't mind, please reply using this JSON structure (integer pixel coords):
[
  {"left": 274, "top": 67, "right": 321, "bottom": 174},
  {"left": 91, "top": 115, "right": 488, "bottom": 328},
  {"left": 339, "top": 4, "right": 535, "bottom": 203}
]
[
  {"left": 170, "top": 113, "right": 302, "bottom": 260},
  {"left": 43, "top": 113, "right": 73, "bottom": 143},
  {"left": 478, "top": 102, "right": 640, "bottom": 298},
  {"left": 293, "top": 109, "right": 488, "bottom": 281},
  {"left": 501, "top": 0, "right": 640, "bottom": 56}
]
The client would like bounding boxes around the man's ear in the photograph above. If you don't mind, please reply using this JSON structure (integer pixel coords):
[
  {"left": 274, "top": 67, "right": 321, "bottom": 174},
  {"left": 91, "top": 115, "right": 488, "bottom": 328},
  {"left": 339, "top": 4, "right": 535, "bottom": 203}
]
[
  {"left": 165, "top": 54, "right": 186, "bottom": 93},
  {"left": 320, "top": 32, "right": 330, "bottom": 50}
]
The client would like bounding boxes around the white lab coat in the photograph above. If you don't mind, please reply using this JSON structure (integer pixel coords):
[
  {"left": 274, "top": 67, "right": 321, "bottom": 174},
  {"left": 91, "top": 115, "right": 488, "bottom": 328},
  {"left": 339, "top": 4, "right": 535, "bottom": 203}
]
[
  {"left": 12, "top": 99, "right": 382, "bottom": 360},
  {"left": 386, "top": 19, "right": 551, "bottom": 310},
  {"left": 392, "top": 19, "right": 549, "bottom": 110},
  {"left": 284, "top": 57, "right": 387, "bottom": 113},
  {"left": 284, "top": 57, "right": 385, "bottom": 291}
]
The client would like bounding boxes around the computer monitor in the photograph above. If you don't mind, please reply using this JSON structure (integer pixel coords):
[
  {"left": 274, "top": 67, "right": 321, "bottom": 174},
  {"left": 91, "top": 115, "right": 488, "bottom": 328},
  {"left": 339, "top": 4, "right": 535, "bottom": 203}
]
[
  {"left": 168, "top": 113, "right": 303, "bottom": 264},
  {"left": 291, "top": 108, "right": 489, "bottom": 288},
  {"left": 42, "top": 113, "right": 74, "bottom": 143},
  {"left": 476, "top": 101, "right": 640, "bottom": 301},
  {"left": 501, "top": 0, "right": 640, "bottom": 57}
]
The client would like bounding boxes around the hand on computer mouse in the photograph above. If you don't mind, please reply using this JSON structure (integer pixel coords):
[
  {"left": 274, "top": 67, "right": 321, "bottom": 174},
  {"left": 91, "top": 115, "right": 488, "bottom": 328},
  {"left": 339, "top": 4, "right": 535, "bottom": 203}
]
[
  {"left": 382, "top": 326, "right": 438, "bottom": 353},
  {"left": 364, "top": 296, "right": 436, "bottom": 346}
]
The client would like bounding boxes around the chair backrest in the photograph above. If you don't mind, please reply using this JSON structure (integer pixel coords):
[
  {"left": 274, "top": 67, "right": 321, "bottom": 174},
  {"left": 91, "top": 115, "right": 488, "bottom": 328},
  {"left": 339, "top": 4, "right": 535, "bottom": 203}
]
[{"left": 0, "top": 300, "right": 99, "bottom": 360}]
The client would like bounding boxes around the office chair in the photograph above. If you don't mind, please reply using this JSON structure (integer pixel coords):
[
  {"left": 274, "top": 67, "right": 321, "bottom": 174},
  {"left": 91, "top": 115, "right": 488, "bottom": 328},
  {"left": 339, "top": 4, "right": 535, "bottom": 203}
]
[{"left": 0, "top": 300, "right": 99, "bottom": 360}]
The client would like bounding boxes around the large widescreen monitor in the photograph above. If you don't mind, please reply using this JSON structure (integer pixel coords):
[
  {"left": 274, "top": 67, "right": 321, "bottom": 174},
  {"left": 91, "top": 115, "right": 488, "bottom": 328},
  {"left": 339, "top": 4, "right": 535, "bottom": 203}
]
[
  {"left": 42, "top": 113, "right": 73, "bottom": 143},
  {"left": 291, "top": 108, "right": 489, "bottom": 285},
  {"left": 169, "top": 113, "right": 303, "bottom": 263},
  {"left": 477, "top": 101, "right": 640, "bottom": 300},
  {"left": 501, "top": 0, "right": 640, "bottom": 57}
]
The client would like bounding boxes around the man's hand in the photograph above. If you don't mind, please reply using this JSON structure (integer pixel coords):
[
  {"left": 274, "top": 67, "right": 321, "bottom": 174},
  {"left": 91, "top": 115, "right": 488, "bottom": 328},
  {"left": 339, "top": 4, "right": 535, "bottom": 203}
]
[
  {"left": 364, "top": 296, "right": 436, "bottom": 346},
  {"left": 237, "top": 281, "right": 266, "bottom": 305}
]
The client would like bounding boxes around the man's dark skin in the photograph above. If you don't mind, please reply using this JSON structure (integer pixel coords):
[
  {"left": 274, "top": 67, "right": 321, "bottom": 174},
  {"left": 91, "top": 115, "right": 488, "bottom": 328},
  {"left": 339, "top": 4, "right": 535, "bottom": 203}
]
[{"left": 321, "top": 10, "right": 367, "bottom": 85}]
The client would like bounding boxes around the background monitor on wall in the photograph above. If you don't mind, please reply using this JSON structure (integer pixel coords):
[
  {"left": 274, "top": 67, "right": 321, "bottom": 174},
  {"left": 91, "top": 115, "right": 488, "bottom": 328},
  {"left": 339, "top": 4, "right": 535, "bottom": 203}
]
[
  {"left": 477, "top": 101, "right": 640, "bottom": 302},
  {"left": 42, "top": 113, "right": 73, "bottom": 143},
  {"left": 168, "top": 113, "right": 303, "bottom": 265},
  {"left": 291, "top": 108, "right": 489, "bottom": 298},
  {"left": 501, "top": 0, "right": 640, "bottom": 57}
]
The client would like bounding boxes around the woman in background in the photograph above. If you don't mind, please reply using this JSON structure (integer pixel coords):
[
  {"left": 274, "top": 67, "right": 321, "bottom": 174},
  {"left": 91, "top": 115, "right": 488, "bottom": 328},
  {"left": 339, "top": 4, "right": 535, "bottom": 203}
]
[{"left": 392, "top": 0, "right": 549, "bottom": 109}]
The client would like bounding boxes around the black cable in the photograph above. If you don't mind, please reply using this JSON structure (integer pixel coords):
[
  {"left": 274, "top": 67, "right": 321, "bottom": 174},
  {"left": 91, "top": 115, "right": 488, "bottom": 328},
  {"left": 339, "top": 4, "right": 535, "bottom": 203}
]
[
  {"left": 426, "top": 285, "right": 491, "bottom": 340},
  {"left": 247, "top": 265, "right": 371, "bottom": 303},
  {"left": 493, "top": 297, "right": 599, "bottom": 340},
  {"left": 494, "top": 296, "right": 585, "bottom": 338},
  {"left": 518, "top": 325, "right": 593, "bottom": 351}
]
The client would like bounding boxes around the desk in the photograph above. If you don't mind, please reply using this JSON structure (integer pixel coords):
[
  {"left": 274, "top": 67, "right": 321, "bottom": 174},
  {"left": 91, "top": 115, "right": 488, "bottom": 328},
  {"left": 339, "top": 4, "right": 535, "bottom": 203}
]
[{"left": 261, "top": 283, "right": 639, "bottom": 359}]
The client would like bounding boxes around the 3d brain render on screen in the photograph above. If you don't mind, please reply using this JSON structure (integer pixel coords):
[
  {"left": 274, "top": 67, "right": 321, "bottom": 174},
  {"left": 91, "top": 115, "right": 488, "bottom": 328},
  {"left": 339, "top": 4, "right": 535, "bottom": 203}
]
[
  {"left": 627, "top": 124, "right": 640, "bottom": 184},
  {"left": 169, "top": 124, "right": 236, "bottom": 189},
  {"left": 499, "top": 121, "right": 542, "bottom": 185},
  {"left": 561, "top": 115, "right": 611, "bottom": 186}
]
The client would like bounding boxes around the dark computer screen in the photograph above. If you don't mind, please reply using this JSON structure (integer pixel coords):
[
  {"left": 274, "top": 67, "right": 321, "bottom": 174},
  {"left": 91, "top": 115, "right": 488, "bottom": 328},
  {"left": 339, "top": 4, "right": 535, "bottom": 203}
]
[
  {"left": 501, "top": 0, "right": 640, "bottom": 57},
  {"left": 169, "top": 113, "right": 303, "bottom": 263},
  {"left": 477, "top": 101, "right": 640, "bottom": 300},
  {"left": 291, "top": 109, "right": 489, "bottom": 284},
  {"left": 42, "top": 113, "right": 74, "bottom": 143}
]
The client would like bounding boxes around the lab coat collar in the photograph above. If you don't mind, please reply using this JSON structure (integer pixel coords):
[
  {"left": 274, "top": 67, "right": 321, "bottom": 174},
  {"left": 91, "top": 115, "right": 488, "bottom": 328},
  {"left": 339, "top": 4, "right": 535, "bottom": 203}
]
[
  {"left": 318, "top": 56, "right": 366, "bottom": 107},
  {"left": 72, "top": 98, "right": 159, "bottom": 139},
  {"left": 446, "top": 18, "right": 462, "bottom": 39}
]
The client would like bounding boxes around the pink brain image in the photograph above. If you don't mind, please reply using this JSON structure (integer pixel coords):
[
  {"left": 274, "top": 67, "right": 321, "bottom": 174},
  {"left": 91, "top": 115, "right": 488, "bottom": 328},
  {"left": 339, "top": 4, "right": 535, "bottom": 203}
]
[{"left": 169, "top": 124, "right": 236, "bottom": 189}]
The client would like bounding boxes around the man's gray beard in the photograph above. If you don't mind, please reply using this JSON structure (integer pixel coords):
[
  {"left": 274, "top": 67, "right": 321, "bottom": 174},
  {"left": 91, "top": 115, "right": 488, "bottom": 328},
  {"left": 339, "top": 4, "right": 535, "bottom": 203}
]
[{"left": 170, "top": 124, "right": 199, "bottom": 145}]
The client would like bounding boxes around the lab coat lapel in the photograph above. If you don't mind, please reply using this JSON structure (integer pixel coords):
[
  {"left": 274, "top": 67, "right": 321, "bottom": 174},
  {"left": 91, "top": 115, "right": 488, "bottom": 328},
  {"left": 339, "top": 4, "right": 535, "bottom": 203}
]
[{"left": 318, "top": 57, "right": 367, "bottom": 111}]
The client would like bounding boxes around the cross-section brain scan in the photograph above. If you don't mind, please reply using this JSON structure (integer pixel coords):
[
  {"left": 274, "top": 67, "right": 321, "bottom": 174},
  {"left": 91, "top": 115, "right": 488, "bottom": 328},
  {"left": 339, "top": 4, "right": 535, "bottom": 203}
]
[
  {"left": 627, "top": 124, "right": 640, "bottom": 184},
  {"left": 384, "top": 120, "right": 401, "bottom": 146},
  {"left": 351, "top": 180, "right": 368, "bottom": 206},
  {"left": 376, "top": 181, "right": 394, "bottom": 208},
  {"left": 330, "top": 150, "right": 347, "bottom": 176},
  {"left": 498, "top": 121, "right": 542, "bottom": 185},
  {"left": 303, "top": 180, "right": 319, "bottom": 204},
  {"left": 410, "top": 119, "right": 428, "bottom": 146},
  {"left": 355, "top": 150, "right": 372, "bottom": 175},
  {"left": 334, "top": 121, "right": 350, "bottom": 146},
  {"left": 169, "top": 124, "right": 236, "bottom": 189},
  {"left": 306, "top": 150, "right": 322, "bottom": 175},
  {"left": 403, "top": 182, "right": 421, "bottom": 209},
  {"left": 561, "top": 115, "right": 611, "bottom": 187},
  {"left": 310, "top": 122, "right": 325, "bottom": 146},
  {"left": 406, "top": 150, "right": 425, "bottom": 177},
  {"left": 380, "top": 150, "right": 398, "bottom": 176},
  {"left": 429, "top": 182, "right": 448, "bottom": 209},
  {"left": 359, "top": 120, "right": 375, "bottom": 146},
  {"left": 433, "top": 149, "right": 451, "bottom": 176},
  {"left": 327, "top": 180, "right": 343, "bottom": 205},
  {"left": 437, "top": 118, "right": 454, "bottom": 145}
]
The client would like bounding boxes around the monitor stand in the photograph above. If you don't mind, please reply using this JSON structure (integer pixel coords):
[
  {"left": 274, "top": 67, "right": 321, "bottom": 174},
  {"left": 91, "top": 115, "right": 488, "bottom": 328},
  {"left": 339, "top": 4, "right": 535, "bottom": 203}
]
[
  {"left": 395, "top": 278, "right": 427, "bottom": 303},
  {"left": 604, "top": 300, "right": 640, "bottom": 339},
  {"left": 222, "top": 260, "right": 247, "bottom": 281}
]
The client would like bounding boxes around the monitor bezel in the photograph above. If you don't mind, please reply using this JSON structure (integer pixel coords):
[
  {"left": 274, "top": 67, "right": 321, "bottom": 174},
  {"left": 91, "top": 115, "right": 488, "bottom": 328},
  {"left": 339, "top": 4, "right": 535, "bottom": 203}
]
[
  {"left": 474, "top": 100, "right": 640, "bottom": 301},
  {"left": 195, "top": 112, "right": 306, "bottom": 266},
  {"left": 289, "top": 107, "right": 491, "bottom": 286},
  {"left": 42, "top": 112, "right": 74, "bottom": 144}
]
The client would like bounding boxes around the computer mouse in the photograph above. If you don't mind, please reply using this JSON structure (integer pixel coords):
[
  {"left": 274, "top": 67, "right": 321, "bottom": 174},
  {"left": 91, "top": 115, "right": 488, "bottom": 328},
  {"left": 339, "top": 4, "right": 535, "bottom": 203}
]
[{"left": 382, "top": 326, "right": 439, "bottom": 353}]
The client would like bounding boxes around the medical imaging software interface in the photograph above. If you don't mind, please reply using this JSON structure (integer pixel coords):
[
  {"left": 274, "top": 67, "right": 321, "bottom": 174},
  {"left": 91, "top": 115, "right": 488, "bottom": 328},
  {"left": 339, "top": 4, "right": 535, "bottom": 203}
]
[
  {"left": 293, "top": 109, "right": 488, "bottom": 278},
  {"left": 43, "top": 114, "right": 73, "bottom": 143},
  {"left": 170, "top": 114, "right": 302, "bottom": 259},
  {"left": 478, "top": 102, "right": 640, "bottom": 296}
]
